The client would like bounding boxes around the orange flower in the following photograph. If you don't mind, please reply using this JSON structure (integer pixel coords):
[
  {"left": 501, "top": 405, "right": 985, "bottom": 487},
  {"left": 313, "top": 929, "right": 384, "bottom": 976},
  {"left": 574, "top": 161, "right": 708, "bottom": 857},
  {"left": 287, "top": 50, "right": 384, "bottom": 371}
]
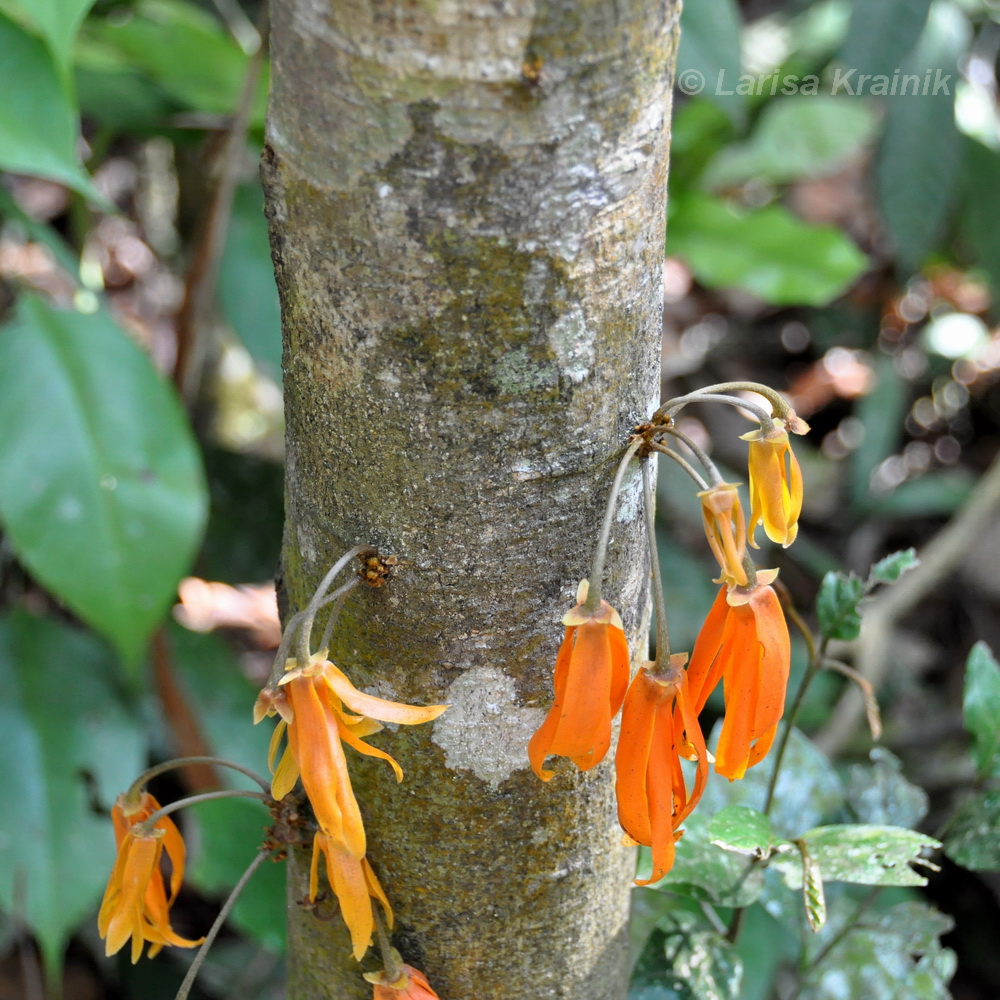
[
  {"left": 261, "top": 653, "right": 447, "bottom": 858},
  {"left": 685, "top": 574, "right": 790, "bottom": 780},
  {"left": 528, "top": 580, "right": 630, "bottom": 780},
  {"left": 310, "top": 832, "right": 393, "bottom": 960},
  {"left": 98, "top": 823, "right": 203, "bottom": 962},
  {"left": 698, "top": 482, "right": 748, "bottom": 587},
  {"left": 367, "top": 960, "right": 441, "bottom": 999},
  {"left": 741, "top": 419, "right": 803, "bottom": 547},
  {"left": 615, "top": 655, "right": 708, "bottom": 884}
]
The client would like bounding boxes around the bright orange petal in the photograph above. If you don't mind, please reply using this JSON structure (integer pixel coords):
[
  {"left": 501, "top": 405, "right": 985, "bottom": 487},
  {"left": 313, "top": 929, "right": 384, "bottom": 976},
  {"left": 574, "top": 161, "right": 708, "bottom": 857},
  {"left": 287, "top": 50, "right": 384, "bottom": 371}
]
[
  {"left": 319, "top": 835, "right": 375, "bottom": 961},
  {"left": 614, "top": 668, "right": 658, "bottom": 848},
  {"left": 549, "top": 621, "right": 613, "bottom": 762},
  {"left": 527, "top": 627, "right": 574, "bottom": 781},
  {"left": 673, "top": 676, "right": 709, "bottom": 827},
  {"left": 749, "top": 585, "right": 790, "bottom": 738},
  {"left": 608, "top": 623, "right": 631, "bottom": 716},
  {"left": 714, "top": 605, "right": 759, "bottom": 780},
  {"left": 685, "top": 587, "right": 730, "bottom": 714},
  {"left": 338, "top": 715, "right": 405, "bottom": 782},
  {"left": 322, "top": 662, "right": 447, "bottom": 725}
]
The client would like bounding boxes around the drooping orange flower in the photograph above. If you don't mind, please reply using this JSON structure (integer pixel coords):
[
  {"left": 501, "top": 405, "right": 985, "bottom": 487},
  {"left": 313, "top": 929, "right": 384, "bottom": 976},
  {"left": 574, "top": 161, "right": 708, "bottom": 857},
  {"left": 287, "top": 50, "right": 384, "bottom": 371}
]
[
  {"left": 98, "top": 825, "right": 204, "bottom": 962},
  {"left": 367, "top": 959, "right": 441, "bottom": 999},
  {"left": 685, "top": 574, "right": 790, "bottom": 780},
  {"left": 528, "top": 580, "right": 630, "bottom": 780},
  {"left": 741, "top": 419, "right": 803, "bottom": 547},
  {"left": 698, "top": 482, "right": 749, "bottom": 587},
  {"left": 615, "top": 655, "right": 709, "bottom": 884},
  {"left": 259, "top": 652, "right": 447, "bottom": 859},
  {"left": 310, "top": 832, "right": 393, "bottom": 960}
]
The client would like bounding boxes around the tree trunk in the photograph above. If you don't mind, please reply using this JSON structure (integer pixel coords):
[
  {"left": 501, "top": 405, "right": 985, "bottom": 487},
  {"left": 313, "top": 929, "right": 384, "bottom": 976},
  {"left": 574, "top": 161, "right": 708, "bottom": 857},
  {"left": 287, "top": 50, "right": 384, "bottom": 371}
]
[{"left": 261, "top": 3, "right": 680, "bottom": 997}]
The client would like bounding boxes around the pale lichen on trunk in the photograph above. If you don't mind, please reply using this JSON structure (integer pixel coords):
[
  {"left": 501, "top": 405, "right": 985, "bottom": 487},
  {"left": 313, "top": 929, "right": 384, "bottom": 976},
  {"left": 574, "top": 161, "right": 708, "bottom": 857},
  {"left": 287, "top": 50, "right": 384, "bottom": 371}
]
[{"left": 262, "top": 2, "right": 680, "bottom": 997}]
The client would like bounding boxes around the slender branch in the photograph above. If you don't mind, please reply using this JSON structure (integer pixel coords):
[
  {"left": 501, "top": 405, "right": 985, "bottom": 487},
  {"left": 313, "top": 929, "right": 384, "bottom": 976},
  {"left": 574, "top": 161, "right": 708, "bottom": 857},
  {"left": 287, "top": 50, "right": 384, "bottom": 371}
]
[
  {"left": 660, "top": 391, "right": 776, "bottom": 429},
  {"left": 139, "top": 789, "right": 272, "bottom": 831},
  {"left": 584, "top": 438, "right": 644, "bottom": 611},
  {"left": 295, "top": 547, "right": 367, "bottom": 665},
  {"left": 822, "top": 659, "right": 882, "bottom": 742},
  {"left": 656, "top": 381, "right": 802, "bottom": 430},
  {"left": 649, "top": 441, "right": 710, "bottom": 490},
  {"left": 661, "top": 427, "right": 725, "bottom": 487},
  {"left": 817, "top": 445, "right": 1000, "bottom": 757},
  {"left": 126, "top": 757, "right": 271, "bottom": 799},
  {"left": 174, "top": 849, "right": 274, "bottom": 1000},
  {"left": 641, "top": 458, "right": 671, "bottom": 669}
]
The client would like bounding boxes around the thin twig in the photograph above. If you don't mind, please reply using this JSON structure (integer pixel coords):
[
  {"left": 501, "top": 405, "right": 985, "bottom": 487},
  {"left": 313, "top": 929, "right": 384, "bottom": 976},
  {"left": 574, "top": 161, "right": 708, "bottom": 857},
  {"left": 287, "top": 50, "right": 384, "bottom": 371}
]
[{"left": 817, "top": 446, "right": 1000, "bottom": 757}]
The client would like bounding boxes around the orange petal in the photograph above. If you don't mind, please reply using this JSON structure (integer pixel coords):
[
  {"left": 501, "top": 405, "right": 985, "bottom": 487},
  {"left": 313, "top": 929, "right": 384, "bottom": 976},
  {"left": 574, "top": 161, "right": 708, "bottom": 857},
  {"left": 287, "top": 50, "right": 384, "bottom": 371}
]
[
  {"left": 322, "top": 662, "right": 447, "bottom": 725},
  {"left": 685, "top": 587, "right": 730, "bottom": 714},
  {"left": 549, "top": 621, "right": 613, "bottom": 761},
  {"left": 608, "top": 624, "right": 631, "bottom": 716},
  {"left": 673, "top": 676, "right": 709, "bottom": 827},
  {"left": 749, "top": 585, "right": 790, "bottom": 738},
  {"left": 318, "top": 835, "right": 375, "bottom": 961},
  {"left": 714, "top": 605, "right": 759, "bottom": 780},
  {"left": 614, "top": 668, "right": 658, "bottom": 848},
  {"left": 338, "top": 715, "right": 405, "bottom": 782},
  {"left": 527, "top": 627, "right": 574, "bottom": 781}
]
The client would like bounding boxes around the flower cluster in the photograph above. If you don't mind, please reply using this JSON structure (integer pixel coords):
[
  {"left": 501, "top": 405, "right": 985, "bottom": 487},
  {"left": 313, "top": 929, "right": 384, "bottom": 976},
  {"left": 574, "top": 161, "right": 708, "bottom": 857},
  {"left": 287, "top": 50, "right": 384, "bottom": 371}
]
[
  {"left": 530, "top": 387, "right": 805, "bottom": 880},
  {"left": 256, "top": 651, "right": 446, "bottom": 960}
]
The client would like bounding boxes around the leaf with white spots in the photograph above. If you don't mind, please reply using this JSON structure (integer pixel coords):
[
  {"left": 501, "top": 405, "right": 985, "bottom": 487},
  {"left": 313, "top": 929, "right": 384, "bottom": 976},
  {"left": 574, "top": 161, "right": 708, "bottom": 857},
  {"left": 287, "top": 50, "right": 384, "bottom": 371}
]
[{"left": 0, "top": 296, "right": 207, "bottom": 664}]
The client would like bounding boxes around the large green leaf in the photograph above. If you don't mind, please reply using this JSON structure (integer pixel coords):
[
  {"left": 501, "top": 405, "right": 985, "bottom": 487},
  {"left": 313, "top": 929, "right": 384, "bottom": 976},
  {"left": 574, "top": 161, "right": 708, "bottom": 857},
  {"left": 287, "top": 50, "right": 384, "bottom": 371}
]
[
  {"left": 0, "top": 296, "right": 207, "bottom": 664},
  {"left": 219, "top": 183, "right": 283, "bottom": 379},
  {"left": 660, "top": 911, "right": 743, "bottom": 1000},
  {"left": 961, "top": 641, "right": 1000, "bottom": 780},
  {"left": 0, "top": 14, "right": 103, "bottom": 202},
  {"left": 704, "top": 98, "right": 877, "bottom": 188},
  {"left": 675, "top": 0, "right": 744, "bottom": 123},
  {"left": 875, "top": 2, "right": 969, "bottom": 272},
  {"left": 0, "top": 611, "right": 146, "bottom": 977},
  {"left": 838, "top": 0, "right": 933, "bottom": 81},
  {"left": 6, "top": 0, "right": 96, "bottom": 73},
  {"left": 961, "top": 138, "right": 1000, "bottom": 298},
  {"left": 667, "top": 194, "right": 866, "bottom": 306},
  {"left": 84, "top": 0, "right": 268, "bottom": 126},
  {"left": 842, "top": 748, "right": 929, "bottom": 829}
]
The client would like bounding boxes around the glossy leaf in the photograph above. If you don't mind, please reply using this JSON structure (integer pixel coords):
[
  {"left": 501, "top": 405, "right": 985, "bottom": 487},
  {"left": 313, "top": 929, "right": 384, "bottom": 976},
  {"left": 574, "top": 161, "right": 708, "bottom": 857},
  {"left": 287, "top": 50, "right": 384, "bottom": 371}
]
[
  {"left": 943, "top": 790, "right": 1000, "bottom": 871},
  {"left": 708, "top": 806, "right": 776, "bottom": 859},
  {"left": 0, "top": 14, "right": 104, "bottom": 203},
  {"left": 788, "top": 825, "right": 940, "bottom": 888},
  {"left": 704, "top": 97, "right": 877, "bottom": 188},
  {"left": 875, "top": 3, "right": 969, "bottom": 272},
  {"left": 962, "top": 641, "right": 1000, "bottom": 780},
  {"left": 675, "top": 0, "right": 744, "bottom": 123},
  {"left": 0, "top": 296, "right": 207, "bottom": 664},
  {"left": 187, "top": 798, "right": 286, "bottom": 952},
  {"left": 0, "top": 611, "right": 146, "bottom": 976},
  {"left": 667, "top": 195, "right": 866, "bottom": 307},
  {"left": 838, "top": 0, "right": 932, "bottom": 81},
  {"left": 661, "top": 911, "right": 743, "bottom": 1000},
  {"left": 816, "top": 572, "right": 865, "bottom": 641},
  {"left": 7, "top": 0, "right": 97, "bottom": 73},
  {"left": 843, "top": 748, "right": 929, "bottom": 829}
]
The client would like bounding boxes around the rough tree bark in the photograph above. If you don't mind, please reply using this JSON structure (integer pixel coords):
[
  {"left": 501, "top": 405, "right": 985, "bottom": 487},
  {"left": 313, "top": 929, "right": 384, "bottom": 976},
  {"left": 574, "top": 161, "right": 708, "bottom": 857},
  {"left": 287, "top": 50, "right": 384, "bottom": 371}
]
[{"left": 261, "top": 3, "right": 680, "bottom": 997}]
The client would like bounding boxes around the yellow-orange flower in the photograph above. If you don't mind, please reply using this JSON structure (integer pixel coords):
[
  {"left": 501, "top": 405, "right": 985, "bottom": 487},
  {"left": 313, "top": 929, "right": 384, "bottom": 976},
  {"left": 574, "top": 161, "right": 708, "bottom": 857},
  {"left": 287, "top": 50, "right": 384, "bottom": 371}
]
[
  {"left": 367, "top": 961, "right": 441, "bottom": 999},
  {"left": 741, "top": 420, "right": 803, "bottom": 547},
  {"left": 615, "top": 655, "right": 708, "bottom": 884},
  {"left": 698, "top": 482, "right": 748, "bottom": 587},
  {"left": 261, "top": 653, "right": 447, "bottom": 859},
  {"left": 528, "top": 580, "right": 630, "bottom": 780},
  {"left": 685, "top": 574, "right": 790, "bottom": 780},
  {"left": 98, "top": 824, "right": 203, "bottom": 962},
  {"left": 310, "top": 832, "right": 393, "bottom": 960}
]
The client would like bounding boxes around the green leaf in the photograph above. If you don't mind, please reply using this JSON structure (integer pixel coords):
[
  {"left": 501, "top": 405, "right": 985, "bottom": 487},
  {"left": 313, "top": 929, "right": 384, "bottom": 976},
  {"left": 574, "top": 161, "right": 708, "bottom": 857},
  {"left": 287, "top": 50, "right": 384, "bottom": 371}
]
[
  {"left": 708, "top": 806, "right": 776, "bottom": 859},
  {"left": 0, "top": 296, "right": 207, "bottom": 664},
  {"left": 962, "top": 641, "right": 1000, "bottom": 780},
  {"left": 838, "top": 0, "right": 933, "bottom": 81},
  {"left": 660, "top": 911, "right": 743, "bottom": 1000},
  {"left": 187, "top": 798, "right": 286, "bottom": 952},
  {"left": 843, "top": 748, "right": 929, "bottom": 829},
  {"left": 849, "top": 355, "right": 908, "bottom": 511},
  {"left": 645, "top": 811, "right": 765, "bottom": 908},
  {"left": 667, "top": 194, "right": 867, "bottom": 307},
  {"left": 796, "top": 825, "right": 941, "bottom": 887},
  {"left": 800, "top": 843, "right": 827, "bottom": 932},
  {"left": 6, "top": 0, "right": 97, "bottom": 73},
  {"left": 799, "top": 901, "right": 954, "bottom": 1000},
  {"left": 943, "top": 790, "right": 1000, "bottom": 870},
  {"left": 675, "top": 0, "right": 744, "bottom": 124},
  {"left": 869, "top": 549, "right": 919, "bottom": 585},
  {"left": 875, "top": 2, "right": 969, "bottom": 272},
  {"left": 219, "top": 183, "right": 283, "bottom": 379},
  {"left": 962, "top": 138, "right": 1000, "bottom": 297},
  {"left": 84, "top": 0, "right": 268, "bottom": 127},
  {"left": 0, "top": 611, "right": 146, "bottom": 977},
  {"left": 0, "top": 14, "right": 104, "bottom": 203},
  {"left": 704, "top": 98, "right": 878, "bottom": 188},
  {"left": 816, "top": 571, "right": 865, "bottom": 641}
]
